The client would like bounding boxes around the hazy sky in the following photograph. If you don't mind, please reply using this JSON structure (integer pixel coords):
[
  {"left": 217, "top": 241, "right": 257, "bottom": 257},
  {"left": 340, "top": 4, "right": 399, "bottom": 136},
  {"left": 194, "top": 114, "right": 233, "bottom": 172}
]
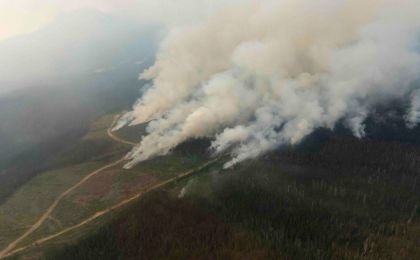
[{"left": 0, "top": 0, "right": 242, "bottom": 40}]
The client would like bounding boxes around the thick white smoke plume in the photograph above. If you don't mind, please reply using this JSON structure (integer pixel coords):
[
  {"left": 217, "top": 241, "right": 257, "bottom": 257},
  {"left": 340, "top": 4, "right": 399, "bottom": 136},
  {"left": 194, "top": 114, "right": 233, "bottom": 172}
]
[{"left": 119, "top": 0, "right": 420, "bottom": 169}]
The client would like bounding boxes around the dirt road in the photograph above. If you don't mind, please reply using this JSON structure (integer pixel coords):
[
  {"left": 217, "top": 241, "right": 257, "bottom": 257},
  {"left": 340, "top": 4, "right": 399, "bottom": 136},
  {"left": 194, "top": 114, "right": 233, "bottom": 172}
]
[
  {"left": 0, "top": 115, "right": 217, "bottom": 258},
  {"left": 3, "top": 159, "right": 217, "bottom": 258},
  {"left": 0, "top": 116, "right": 132, "bottom": 258},
  {"left": 107, "top": 116, "right": 137, "bottom": 146}
]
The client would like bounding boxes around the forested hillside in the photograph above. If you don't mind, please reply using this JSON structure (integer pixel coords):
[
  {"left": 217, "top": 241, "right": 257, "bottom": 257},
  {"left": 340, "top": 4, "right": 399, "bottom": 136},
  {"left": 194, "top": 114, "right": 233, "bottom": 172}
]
[{"left": 42, "top": 128, "right": 420, "bottom": 260}]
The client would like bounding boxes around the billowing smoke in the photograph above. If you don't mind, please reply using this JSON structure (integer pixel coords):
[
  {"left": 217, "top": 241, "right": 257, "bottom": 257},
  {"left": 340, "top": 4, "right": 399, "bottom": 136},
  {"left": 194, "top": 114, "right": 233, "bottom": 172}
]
[{"left": 118, "top": 0, "right": 420, "bottom": 169}]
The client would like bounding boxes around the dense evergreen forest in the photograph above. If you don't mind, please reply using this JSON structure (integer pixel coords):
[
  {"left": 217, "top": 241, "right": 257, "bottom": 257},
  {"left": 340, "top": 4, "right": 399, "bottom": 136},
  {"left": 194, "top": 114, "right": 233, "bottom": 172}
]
[{"left": 43, "top": 128, "right": 420, "bottom": 259}]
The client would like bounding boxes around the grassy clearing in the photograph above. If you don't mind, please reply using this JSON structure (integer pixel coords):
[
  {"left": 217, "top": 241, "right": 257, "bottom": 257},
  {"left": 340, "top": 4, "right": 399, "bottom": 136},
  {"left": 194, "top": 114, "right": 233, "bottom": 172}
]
[
  {"left": 7, "top": 211, "right": 116, "bottom": 260},
  {"left": 15, "top": 151, "right": 209, "bottom": 249},
  {"left": 0, "top": 114, "right": 124, "bottom": 251},
  {"left": 0, "top": 162, "right": 104, "bottom": 249},
  {"left": 2, "top": 114, "right": 214, "bottom": 258}
]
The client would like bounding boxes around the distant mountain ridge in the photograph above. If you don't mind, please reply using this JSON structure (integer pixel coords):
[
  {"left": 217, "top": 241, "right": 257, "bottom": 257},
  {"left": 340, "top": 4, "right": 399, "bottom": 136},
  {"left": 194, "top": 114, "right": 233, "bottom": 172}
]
[{"left": 0, "top": 8, "right": 158, "bottom": 84}]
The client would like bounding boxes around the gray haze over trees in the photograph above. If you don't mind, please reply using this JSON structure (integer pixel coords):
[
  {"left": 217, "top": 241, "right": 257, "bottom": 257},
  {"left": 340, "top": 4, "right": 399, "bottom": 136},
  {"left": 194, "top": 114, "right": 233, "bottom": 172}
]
[{"left": 0, "top": 9, "right": 158, "bottom": 203}]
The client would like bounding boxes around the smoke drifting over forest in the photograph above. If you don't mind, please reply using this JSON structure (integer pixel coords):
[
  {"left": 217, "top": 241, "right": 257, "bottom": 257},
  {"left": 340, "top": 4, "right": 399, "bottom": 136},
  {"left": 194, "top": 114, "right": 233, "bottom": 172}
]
[{"left": 118, "top": 0, "right": 420, "bottom": 168}]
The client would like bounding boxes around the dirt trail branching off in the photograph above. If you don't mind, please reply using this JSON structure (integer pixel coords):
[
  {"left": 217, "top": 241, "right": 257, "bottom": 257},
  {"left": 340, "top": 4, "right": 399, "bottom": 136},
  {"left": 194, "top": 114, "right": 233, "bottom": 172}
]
[
  {"left": 0, "top": 115, "right": 217, "bottom": 259},
  {"left": 0, "top": 158, "right": 126, "bottom": 258},
  {"left": 4, "top": 159, "right": 217, "bottom": 258},
  {"left": 0, "top": 116, "right": 129, "bottom": 258}
]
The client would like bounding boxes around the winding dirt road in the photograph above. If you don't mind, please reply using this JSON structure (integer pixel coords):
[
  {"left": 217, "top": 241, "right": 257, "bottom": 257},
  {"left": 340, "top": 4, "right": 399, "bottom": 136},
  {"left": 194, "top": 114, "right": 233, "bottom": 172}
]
[
  {"left": 107, "top": 116, "right": 137, "bottom": 146},
  {"left": 0, "top": 115, "right": 217, "bottom": 258},
  {"left": 0, "top": 115, "right": 131, "bottom": 258},
  {"left": 3, "top": 159, "right": 217, "bottom": 258}
]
